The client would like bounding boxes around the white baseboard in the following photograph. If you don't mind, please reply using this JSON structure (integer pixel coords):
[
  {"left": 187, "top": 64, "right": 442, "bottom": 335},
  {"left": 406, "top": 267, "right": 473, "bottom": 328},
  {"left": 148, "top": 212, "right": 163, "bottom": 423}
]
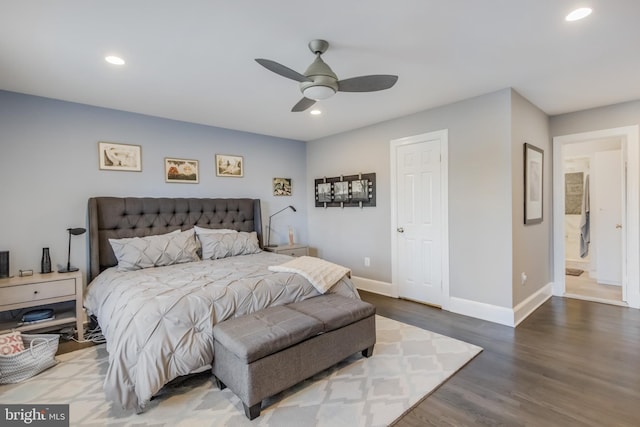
[
  {"left": 447, "top": 297, "right": 515, "bottom": 327},
  {"left": 355, "top": 277, "right": 551, "bottom": 327},
  {"left": 597, "top": 279, "right": 622, "bottom": 286},
  {"left": 351, "top": 275, "right": 397, "bottom": 298},
  {"left": 447, "top": 283, "right": 552, "bottom": 328},
  {"left": 513, "top": 283, "right": 553, "bottom": 327},
  {"left": 627, "top": 288, "right": 640, "bottom": 308}
]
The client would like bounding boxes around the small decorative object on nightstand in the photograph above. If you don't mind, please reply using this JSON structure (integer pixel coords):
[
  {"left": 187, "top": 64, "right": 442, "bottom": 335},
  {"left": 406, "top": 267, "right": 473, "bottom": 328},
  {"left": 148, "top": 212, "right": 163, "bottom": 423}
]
[
  {"left": 264, "top": 244, "right": 309, "bottom": 257},
  {"left": 40, "top": 247, "right": 51, "bottom": 274},
  {"left": 0, "top": 251, "right": 9, "bottom": 278}
]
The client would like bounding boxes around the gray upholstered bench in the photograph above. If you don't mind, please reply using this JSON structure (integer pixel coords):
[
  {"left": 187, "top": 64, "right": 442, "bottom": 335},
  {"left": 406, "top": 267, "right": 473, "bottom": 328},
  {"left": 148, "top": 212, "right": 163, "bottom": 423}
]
[{"left": 212, "top": 294, "right": 376, "bottom": 419}]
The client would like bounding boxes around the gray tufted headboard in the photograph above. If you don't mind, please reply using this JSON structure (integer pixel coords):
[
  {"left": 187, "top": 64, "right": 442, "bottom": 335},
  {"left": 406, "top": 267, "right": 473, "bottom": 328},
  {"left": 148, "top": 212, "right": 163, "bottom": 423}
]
[{"left": 88, "top": 197, "right": 263, "bottom": 281}]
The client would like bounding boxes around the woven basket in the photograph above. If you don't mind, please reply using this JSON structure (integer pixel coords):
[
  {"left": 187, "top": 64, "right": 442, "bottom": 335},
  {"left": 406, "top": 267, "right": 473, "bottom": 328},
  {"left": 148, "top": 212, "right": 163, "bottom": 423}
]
[{"left": 0, "top": 333, "right": 59, "bottom": 384}]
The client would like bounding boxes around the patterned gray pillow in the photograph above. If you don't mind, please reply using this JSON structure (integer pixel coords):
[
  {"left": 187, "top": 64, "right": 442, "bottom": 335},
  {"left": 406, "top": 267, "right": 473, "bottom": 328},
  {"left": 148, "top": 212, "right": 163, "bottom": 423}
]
[
  {"left": 199, "top": 231, "right": 262, "bottom": 260},
  {"left": 109, "top": 229, "right": 199, "bottom": 271}
]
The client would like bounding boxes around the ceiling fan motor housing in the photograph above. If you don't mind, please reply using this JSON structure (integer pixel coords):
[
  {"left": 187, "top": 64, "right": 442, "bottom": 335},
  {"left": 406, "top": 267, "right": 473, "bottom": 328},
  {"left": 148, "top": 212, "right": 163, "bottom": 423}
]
[{"left": 300, "top": 54, "right": 338, "bottom": 100}]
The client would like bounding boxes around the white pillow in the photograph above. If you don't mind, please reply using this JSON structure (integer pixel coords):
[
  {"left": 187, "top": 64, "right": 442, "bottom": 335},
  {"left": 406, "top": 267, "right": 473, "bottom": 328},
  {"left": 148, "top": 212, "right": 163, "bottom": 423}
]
[
  {"left": 109, "top": 229, "right": 199, "bottom": 271},
  {"left": 199, "top": 231, "right": 261, "bottom": 260},
  {"left": 193, "top": 225, "right": 238, "bottom": 235}
]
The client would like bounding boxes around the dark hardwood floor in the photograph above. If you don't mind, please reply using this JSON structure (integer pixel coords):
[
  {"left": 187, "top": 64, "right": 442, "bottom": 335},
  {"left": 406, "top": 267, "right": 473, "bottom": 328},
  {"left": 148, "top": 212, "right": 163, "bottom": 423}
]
[{"left": 360, "top": 291, "right": 640, "bottom": 427}]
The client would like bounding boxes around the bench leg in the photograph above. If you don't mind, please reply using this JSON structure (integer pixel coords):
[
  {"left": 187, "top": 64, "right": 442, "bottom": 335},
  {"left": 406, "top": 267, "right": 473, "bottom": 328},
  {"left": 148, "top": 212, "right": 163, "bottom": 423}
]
[
  {"left": 362, "top": 345, "right": 374, "bottom": 358},
  {"left": 213, "top": 376, "right": 226, "bottom": 390},
  {"left": 243, "top": 402, "right": 261, "bottom": 420}
]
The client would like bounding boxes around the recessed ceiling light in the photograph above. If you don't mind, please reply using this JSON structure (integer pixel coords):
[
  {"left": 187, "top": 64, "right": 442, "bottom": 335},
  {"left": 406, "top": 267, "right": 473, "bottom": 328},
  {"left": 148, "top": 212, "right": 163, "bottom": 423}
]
[
  {"left": 105, "top": 55, "right": 125, "bottom": 65},
  {"left": 310, "top": 109, "right": 322, "bottom": 116},
  {"left": 566, "top": 7, "right": 592, "bottom": 21}
]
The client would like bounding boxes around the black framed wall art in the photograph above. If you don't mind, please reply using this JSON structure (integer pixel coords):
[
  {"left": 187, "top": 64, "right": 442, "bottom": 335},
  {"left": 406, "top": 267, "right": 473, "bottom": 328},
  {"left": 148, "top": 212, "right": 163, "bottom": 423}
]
[{"left": 524, "top": 143, "right": 543, "bottom": 224}]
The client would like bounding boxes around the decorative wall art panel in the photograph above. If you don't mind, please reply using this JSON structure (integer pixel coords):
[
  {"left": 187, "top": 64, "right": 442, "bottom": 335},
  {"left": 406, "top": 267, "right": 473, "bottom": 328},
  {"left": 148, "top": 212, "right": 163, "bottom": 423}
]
[{"left": 314, "top": 173, "right": 376, "bottom": 208}]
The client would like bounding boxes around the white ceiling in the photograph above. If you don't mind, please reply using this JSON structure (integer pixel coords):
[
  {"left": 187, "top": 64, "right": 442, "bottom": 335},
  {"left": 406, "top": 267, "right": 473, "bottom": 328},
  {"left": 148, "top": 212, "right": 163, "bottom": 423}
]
[{"left": 1, "top": 1, "right": 639, "bottom": 142}]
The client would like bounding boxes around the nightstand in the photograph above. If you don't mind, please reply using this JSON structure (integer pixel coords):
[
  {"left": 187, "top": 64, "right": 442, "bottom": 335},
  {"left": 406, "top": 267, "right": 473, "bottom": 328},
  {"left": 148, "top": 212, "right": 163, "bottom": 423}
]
[
  {"left": 264, "top": 244, "right": 309, "bottom": 257},
  {"left": 0, "top": 271, "right": 85, "bottom": 341}
]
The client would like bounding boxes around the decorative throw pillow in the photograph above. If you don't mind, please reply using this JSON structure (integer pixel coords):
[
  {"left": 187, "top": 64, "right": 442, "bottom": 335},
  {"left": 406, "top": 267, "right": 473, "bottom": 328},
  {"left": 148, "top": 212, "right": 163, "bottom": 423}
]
[
  {"left": 109, "top": 229, "right": 199, "bottom": 271},
  {"left": 199, "top": 231, "right": 262, "bottom": 260},
  {"left": 0, "top": 330, "right": 25, "bottom": 355}
]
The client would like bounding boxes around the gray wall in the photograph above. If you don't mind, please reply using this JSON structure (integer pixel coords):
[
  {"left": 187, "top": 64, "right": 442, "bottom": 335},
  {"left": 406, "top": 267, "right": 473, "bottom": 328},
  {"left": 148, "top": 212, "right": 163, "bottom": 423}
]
[
  {"left": 307, "top": 89, "right": 516, "bottom": 308},
  {"left": 0, "top": 91, "right": 307, "bottom": 279},
  {"left": 550, "top": 100, "right": 640, "bottom": 137},
  {"left": 510, "top": 90, "right": 552, "bottom": 306},
  {"left": 1, "top": 87, "right": 560, "bottom": 314}
]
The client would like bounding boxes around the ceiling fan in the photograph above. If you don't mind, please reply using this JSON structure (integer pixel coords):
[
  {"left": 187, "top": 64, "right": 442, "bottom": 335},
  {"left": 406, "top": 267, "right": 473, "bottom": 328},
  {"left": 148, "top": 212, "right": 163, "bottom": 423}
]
[{"left": 255, "top": 39, "right": 398, "bottom": 112}]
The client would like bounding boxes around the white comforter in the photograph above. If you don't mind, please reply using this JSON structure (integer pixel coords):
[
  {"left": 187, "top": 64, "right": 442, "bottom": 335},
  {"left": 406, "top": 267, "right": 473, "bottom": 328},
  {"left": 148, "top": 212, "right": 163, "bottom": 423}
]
[{"left": 84, "top": 252, "right": 358, "bottom": 411}]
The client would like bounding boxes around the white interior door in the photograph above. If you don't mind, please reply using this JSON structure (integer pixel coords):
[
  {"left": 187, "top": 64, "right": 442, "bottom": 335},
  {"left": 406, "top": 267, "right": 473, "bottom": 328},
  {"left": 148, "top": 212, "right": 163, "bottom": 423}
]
[
  {"left": 394, "top": 137, "right": 443, "bottom": 306},
  {"left": 594, "top": 150, "right": 623, "bottom": 285}
]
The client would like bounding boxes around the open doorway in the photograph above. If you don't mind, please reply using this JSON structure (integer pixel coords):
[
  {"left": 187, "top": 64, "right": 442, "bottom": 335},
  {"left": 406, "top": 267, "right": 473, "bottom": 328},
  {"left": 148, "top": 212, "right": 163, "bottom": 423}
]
[
  {"left": 553, "top": 126, "right": 640, "bottom": 308},
  {"left": 563, "top": 141, "right": 624, "bottom": 305}
]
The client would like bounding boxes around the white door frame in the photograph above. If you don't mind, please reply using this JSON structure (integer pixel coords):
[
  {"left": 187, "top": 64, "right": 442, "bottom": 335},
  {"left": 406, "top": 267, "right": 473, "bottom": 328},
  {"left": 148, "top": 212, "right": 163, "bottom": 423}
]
[
  {"left": 390, "top": 129, "right": 450, "bottom": 309},
  {"left": 552, "top": 125, "right": 640, "bottom": 308}
]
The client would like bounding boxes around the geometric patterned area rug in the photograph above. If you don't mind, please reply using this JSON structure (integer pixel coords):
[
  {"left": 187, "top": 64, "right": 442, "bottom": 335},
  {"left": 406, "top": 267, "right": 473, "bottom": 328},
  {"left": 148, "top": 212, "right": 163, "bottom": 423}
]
[{"left": 0, "top": 316, "right": 482, "bottom": 426}]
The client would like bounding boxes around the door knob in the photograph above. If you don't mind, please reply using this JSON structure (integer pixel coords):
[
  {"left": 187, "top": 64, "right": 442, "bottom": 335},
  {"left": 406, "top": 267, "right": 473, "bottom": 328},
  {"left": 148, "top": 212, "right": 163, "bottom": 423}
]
[{"left": 397, "top": 227, "right": 404, "bottom": 233}]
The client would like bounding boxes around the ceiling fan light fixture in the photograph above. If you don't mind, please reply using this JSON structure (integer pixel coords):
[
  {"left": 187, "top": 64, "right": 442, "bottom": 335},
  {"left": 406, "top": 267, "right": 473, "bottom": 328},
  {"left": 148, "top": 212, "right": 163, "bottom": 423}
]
[
  {"left": 105, "top": 55, "right": 125, "bottom": 65},
  {"left": 566, "top": 7, "right": 592, "bottom": 21},
  {"left": 302, "top": 85, "right": 335, "bottom": 100}
]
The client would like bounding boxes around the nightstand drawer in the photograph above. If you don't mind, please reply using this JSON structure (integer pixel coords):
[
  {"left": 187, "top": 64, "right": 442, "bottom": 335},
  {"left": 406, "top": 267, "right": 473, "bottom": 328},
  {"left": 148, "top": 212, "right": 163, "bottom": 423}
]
[
  {"left": 282, "top": 247, "right": 308, "bottom": 257},
  {"left": 0, "top": 279, "right": 76, "bottom": 306}
]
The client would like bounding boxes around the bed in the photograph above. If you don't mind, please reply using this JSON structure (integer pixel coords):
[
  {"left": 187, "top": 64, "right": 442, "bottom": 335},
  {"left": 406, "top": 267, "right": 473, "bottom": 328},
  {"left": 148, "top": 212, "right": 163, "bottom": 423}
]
[{"left": 83, "top": 197, "right": 360, "bottom": 412}]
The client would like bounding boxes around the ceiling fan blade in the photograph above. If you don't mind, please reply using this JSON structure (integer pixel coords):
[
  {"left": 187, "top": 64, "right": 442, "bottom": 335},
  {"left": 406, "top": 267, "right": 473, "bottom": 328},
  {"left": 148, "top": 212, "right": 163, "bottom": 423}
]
[
  {"left": 255, "top": 58, "right": 312, "bottom": 83},
  {"left": 337, "top": 75, "right": 398, "bottom": 92},
  {"left": 291, "top": 97, "right": 316, "bottom": 112}
]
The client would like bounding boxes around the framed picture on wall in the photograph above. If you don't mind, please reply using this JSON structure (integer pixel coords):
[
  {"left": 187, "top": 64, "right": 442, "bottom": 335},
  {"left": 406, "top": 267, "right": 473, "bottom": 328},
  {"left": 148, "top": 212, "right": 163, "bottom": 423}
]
[
  {"left": 317, "top": 182, "right": 332, "bottom": 202},
  {"left": 524, "top": 143, "right": 543, "bottom": 224},
  {"left": 98, "top": 141, "right": 142, "bottom": 171},
  {"left": 273, "top": 177, "right": 292, "bottom": 196},
  {"left": 351, "top": 179, "right": 370, "bottom": 201},
  {"left": 333, "top": 181, "right": 349, "bottom": 202},
  {"left": 165, "top": 158, "right": 199, "bottom": 183},
  {"left": 216, "top": 154, "right": 243, "bottom": 177}
]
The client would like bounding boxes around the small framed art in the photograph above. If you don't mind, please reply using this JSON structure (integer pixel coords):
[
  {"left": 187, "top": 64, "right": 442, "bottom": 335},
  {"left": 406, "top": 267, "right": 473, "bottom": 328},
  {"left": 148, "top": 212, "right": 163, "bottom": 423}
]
[
  {"left": 317, "top": 182, "right": 332, "bottom": 202},
  {"left": 524, "top": 143, "right": 543, "bottom": 224},
  {"left": 216, "top": 154, "right": 243, "bottom": 177},
  {"left": 165, "top": 158, "right": 199, "bottom": 183},
  {"left": 333, "top": 181, "right": 349, "bottom": 202},
  {"left": 351, "top": 179, "right": 370, "bottom": 201},
  {"left": 98, "top": 141, "right": 142, "bottom": 171},
  {"left": 273, "top": 178, "right": 292, "bottom": 196}
]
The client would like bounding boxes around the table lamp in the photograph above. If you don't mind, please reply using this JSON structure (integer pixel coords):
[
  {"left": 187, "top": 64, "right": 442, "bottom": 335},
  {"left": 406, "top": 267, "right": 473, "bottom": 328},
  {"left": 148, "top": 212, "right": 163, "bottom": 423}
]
[
  {"left": 266, "top": 206, "right": 296, "bottom": 247},
  {"left": 58, "top": 227, "right": 86, "bottom": 273}
]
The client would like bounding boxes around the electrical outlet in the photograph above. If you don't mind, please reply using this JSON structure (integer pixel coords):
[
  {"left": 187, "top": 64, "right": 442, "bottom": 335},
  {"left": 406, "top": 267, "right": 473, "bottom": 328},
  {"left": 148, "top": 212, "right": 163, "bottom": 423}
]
[
  {"left": 521, "top": 272, "right": 527, "bottom": 285},
  {"left": 364, "top": 257, "right": 370, "bottom": 267}
]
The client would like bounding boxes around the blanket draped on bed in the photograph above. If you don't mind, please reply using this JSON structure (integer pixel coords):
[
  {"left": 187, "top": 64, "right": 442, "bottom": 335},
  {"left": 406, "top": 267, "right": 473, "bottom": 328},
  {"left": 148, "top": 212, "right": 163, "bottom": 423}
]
[
  {"left": 84, "top": 252, "right": 359, "bottom": 411},
  {"left": 268, "top": 255, "right": 351, "bottom": 294}
]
